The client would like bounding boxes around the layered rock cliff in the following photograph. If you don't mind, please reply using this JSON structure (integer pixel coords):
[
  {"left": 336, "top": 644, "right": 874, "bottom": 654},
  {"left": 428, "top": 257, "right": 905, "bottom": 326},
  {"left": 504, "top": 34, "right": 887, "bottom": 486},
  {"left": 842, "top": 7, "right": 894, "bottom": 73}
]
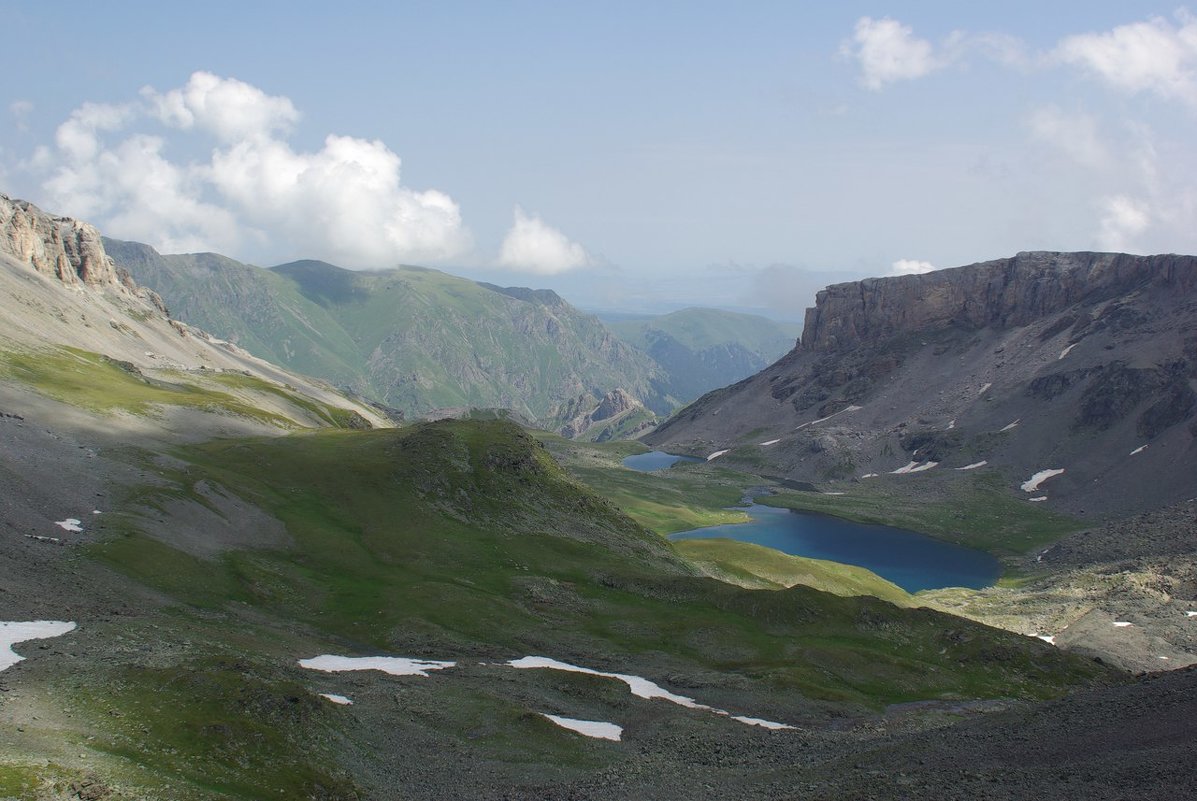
[{"left": 648, "top": 251, "right": 1197, "bottom": 520}]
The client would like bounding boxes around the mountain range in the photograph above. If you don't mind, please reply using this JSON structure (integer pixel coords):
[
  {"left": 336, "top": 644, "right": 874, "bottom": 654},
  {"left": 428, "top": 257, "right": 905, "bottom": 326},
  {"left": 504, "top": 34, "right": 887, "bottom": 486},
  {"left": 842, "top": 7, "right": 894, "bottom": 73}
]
[
  {"left": 3, "top": 194, "right": 1195, "bottom": 800},
  {"left": 103, "top": 239, "right": 800, "bottom": 439}
]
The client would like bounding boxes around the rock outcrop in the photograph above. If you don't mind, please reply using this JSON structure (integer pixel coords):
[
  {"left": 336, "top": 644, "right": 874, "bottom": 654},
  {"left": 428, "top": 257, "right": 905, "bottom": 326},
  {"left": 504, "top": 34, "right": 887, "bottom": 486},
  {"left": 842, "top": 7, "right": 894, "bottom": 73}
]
[
  {"left": 1, "top": 194, "right": 118, "bottom": 287},
  {"left": 803, "top": 251, "right": 1197, "bottom": 351}
]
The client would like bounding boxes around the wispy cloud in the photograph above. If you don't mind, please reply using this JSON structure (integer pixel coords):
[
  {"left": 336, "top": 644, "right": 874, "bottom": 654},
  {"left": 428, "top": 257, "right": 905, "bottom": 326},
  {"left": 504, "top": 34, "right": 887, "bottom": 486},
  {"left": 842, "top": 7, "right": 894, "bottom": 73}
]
[
  {"left": 9, "top": 100, "right": 33, "bottom": 132},
  {"left": 26, "top": 71, "right": 472, "bottom": 267},
  {"left": 1027, "top": 105, "right": 1110, "bottom": 168},
  {"left": 497, "top": 206, "right": 591, "bottom": 275}
]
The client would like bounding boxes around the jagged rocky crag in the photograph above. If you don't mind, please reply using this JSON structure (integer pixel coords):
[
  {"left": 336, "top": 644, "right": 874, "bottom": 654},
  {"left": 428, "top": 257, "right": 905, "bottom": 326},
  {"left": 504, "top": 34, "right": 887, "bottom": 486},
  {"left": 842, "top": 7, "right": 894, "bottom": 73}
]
[{"left": 649, "top": 251, "right": 1197, "bottom": 519}]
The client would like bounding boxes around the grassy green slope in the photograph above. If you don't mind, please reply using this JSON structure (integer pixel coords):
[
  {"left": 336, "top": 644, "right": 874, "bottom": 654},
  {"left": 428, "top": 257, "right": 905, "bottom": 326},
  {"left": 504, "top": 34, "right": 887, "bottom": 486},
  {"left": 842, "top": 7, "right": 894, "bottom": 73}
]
[{"left": 14, "top": 419, "right": 1115, "bottom": 800}]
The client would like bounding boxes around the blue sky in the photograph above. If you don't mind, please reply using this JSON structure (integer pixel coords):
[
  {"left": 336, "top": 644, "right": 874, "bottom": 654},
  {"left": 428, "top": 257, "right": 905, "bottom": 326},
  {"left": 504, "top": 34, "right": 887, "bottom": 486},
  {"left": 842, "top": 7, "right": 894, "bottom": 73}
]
[{"left": 2, "top": 2, "right": 1194, "bottom": 317}]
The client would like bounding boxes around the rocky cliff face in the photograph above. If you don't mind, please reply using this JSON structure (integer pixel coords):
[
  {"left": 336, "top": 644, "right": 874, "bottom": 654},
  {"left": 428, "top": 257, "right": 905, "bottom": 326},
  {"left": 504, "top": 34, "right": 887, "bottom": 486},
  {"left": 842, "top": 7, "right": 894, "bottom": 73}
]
[
  {"left": 802, "top": 251, "right": 1196, "bottom": 351},
  {"left": 649, "top": 251, "right": 1197, "bottom": 520},
  {"left": 1, "top": 194, "right": 119, "bottom": 287}
]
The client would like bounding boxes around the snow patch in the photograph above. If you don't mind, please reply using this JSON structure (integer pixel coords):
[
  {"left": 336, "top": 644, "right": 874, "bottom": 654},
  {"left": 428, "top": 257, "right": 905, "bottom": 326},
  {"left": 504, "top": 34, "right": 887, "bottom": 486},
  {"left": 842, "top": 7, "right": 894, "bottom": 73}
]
[
  {"left": 890, "top": 461, "right": 939, "bottom": 475},
  {"left": 1058, "top": 343, "right": 1077, "bottom": 360},
  {"left": 794, "top": 405, "right": 862, "bottom": 431},
  {"left": 542, "top": 714, "right": 622, "bottom": 741},
  {"left": 320, "top": 693, "right": 353, "bottom": 705},
  {"left": 822, "top": 491, "right": 846, "bottom": 496},
  {"left": 299, "top": 655, "right": 456, "bottom": 677},
  {"left": 1021, "top": 469, "right": 1064, "bottom": 492},
  {"left": 0, "top": 621, "right": 77, "bottom": 672},
  {"left": 1036, "top": 635, "right": 1056, "bottom": 645},
  {"left": 509, "top": 656, "right": 792, "bottom": 730},
  {"left": 946, "top": 419, "right": 955, "bottom": 430},
  {"left": 1028, "top": 496, "right": 1048, "bottom": 503},
  {"left": 1112, "top": 621, "right": 1133, "bottom": 628},
  {"left": 860, "top": 473, "right": 879, "bottom": 479},
  {"left": 731, "top": 715, "right": 796, "bottom": 730},
  {"left": 979, "top": 382, "right": 992, "bottom": 395},
  {"left": 706, "top": 449, "right": 729, "bottom": 461},
  {"left": 1186, "top": 611, "right": 1197, "bottom": 618},
  {"left": 92, "top": 510, "right": 102, "bottom": 515},
  {"left": 1130, "top": 445, "right": 1148, "bottom": 456},
  {"left": 999, "top": 419, "right": 1020, "bottom": 433},
  {"left": 956, "top": 461, "right": 987, "bottom": 471},
  {"left": 54, "top": 518, "right": 83, "bottom": 532},
  {"left": 759, "top": 439, "right": 780, "bottom": 447}
]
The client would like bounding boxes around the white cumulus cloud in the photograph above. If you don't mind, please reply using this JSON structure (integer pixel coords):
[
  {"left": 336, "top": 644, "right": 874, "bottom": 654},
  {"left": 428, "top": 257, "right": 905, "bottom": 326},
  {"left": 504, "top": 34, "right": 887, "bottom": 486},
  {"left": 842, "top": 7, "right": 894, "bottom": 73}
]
[
  {"left": 28, "top": 71, "right": 471, "bottom": 267},
  {"left": 844, "top": 17, "right": 945, "bottom": 90},
  {"left": 497, "top": 207, "right": 591, "bottom": 274},
  {"left": 891, "top": 259, "right": 936, "bottom": 275},
  {"left": 1055, "top": 12, "right": 1197, "bottom": 106}
]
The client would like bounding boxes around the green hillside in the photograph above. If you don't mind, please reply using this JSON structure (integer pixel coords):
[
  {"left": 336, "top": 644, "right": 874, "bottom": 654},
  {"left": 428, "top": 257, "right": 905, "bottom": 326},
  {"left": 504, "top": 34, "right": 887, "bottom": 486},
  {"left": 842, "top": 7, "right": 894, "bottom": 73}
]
[
  {"left": 105, "top": 239, "right": 674, "bottom": 427},
  {"left": 606, "top": 308, "right": 800, "bottom": 402}
]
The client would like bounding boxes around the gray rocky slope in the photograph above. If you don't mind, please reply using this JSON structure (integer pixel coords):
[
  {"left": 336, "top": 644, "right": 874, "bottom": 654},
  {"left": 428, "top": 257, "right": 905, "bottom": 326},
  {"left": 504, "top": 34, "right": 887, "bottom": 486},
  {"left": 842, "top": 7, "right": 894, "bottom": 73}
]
[{"left": 648, "top": 251, "right": 1197, "bottom": 520}]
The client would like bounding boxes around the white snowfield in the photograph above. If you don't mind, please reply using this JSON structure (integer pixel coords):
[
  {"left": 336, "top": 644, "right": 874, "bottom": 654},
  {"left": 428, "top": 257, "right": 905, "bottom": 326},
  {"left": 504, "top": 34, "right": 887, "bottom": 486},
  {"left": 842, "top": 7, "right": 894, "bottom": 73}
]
[
  {"left": 1021, "top": 469, "right": 1065, "bottom": 493},
  {"left": 759, "top": 439, "right": 780, "bottom": 447},
  {"left": 956, "top": 461, "right": 987, "bottom": 471},
  {"left": 508, "top": 656, "right": 795, "bottom": 730},
  {"left": 54, "top": 518, "right": 83, "bottom": 532},
  {"left": 299, "top": 655, "right": 456, "bottom": 676},
  {"left": 0, "top": 621, "right": 77, "bottom": 672},
  {"left": 706, "top": 449, "right": 729, "bottom": 461},
  {"left": 890, "top": 461, "right": 938, "bottom": 475},
  {"left": 542, "top": 714, "right": 622, "bottom": 741},
  {"left": 320, "top": 693, "right": 353, "bottom": 705}
]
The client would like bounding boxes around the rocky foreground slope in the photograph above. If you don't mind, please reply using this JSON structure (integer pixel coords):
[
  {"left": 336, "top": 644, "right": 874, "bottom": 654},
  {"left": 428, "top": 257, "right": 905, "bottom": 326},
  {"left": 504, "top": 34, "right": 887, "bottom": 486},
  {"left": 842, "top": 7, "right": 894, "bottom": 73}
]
[{"left": 649, "top": 251, "right": 1197, "bottom": 520}]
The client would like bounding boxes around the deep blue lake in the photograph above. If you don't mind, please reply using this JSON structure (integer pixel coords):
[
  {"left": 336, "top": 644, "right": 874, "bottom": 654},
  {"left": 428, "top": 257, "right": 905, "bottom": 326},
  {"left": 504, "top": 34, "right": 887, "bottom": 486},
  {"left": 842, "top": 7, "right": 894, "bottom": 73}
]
[
  {"left": 622, "top": 451, "right": 702, "bottom": 472},
  {"left": 669, "top": 503, "right": 1000, "bottom": 593}
]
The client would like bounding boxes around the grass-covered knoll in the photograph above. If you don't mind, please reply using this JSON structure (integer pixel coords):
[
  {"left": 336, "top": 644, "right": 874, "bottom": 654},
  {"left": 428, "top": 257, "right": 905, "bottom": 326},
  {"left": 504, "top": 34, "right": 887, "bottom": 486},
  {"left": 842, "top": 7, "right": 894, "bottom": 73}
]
[
  {"left": 674, "top": 538, "right": 911, "bottom": 605},
  {"left": 760, "top": 472, "right": 1083, "bottom": 556},
  {"left": 0, "top": 345, "right": 366, "bottom": 430},
  {"left": 97, "top": 420, "right": 1107, "bottom": 703}
]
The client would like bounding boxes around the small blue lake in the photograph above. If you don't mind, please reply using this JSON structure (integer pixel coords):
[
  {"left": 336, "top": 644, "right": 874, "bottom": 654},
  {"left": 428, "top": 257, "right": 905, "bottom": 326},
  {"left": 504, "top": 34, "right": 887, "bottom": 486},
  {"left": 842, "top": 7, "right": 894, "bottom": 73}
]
[
  {"left": 669, "top": 504, "right": 1000, "bottom": 593},
  {"left": 622, "top": 451, "right": 702, "bottom": 472}
]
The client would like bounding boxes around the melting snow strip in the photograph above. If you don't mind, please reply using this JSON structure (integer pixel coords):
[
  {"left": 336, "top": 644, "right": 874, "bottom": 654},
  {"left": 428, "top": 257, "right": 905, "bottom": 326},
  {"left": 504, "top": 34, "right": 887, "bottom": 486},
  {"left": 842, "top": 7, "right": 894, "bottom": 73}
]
[
  {"left": 299, "top": 655, "right": 456, "bottom": 677},
  {"left": 1036, "top": 635, "right": 1056, "bottom": 645},
  {"left": 1130, "top": 445, "right": 1148, "bottom": 456},
  {"left": 1112, "top": 621, "right": 1133, "bottom": 628},
  {"left": 890, "top": 461, "right": 939, "bottom": 475},
  {"left": 1021, "top": 469, "right": 1065, "bottom": 493},
  {"left": 979, "top": 382, "right": 992, "bottom": 395},
  {"left": 956, "top": 461, "right": 987, "bottom": 471},
  {"left": 1028, "top": 496, "right": 1048, "bottom": 502},
  {"left": 759, "top": 439, "right": 780, "bottom": 447},
  {"left": 999, "top": 419, "right": 1020, "bottom": 433},
  {"left": 732, "top": 716, "right": 795, "bottom": 730},
  {"left": 860, "top": 473, "right": 879, "bottom": 479},
  {"left": 542, "top": 714, "right": 622, "bottom": 741},
  {"left": 320, "top": 693, "right": 353, "bottom": 705},
  {"left": 1186, "top": 611, "right": 1197, "bottom": 618},
  {"left": 706, "top": 449, "right": 729, "bottom": 461},
  {"left": 509, "top": 656, "right": 793, "bottom": 730},
  {"left": 1058, "top": 343, "right": 1077, "bottom": 360},
  {"left": 54, "top": 518, "right": 83, "bottom": 532},
  {"left": 0, "top": 621, "right": 77, "bottom": 672},
  {"left": 822, "top": 491, "right": 846, "bottom": 496},
  {"left": 794, "top": 405, "right": 862, "bottom": 431}
]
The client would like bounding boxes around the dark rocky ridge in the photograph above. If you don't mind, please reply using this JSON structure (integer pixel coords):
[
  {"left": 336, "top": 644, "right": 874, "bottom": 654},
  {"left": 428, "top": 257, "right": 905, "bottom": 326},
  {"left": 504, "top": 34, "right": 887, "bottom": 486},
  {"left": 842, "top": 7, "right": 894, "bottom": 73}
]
[
  {"left": 803, "top": 251, "right": 1196, "bottom": 351},
  {"left": 649, "top": 251, "right": 1197, "bottom": 520}
]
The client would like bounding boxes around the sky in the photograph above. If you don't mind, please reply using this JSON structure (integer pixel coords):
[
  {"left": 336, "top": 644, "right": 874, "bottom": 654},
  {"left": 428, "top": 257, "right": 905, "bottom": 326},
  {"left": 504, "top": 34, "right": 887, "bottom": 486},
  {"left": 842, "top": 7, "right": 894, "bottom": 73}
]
[{"left": 2, "top": 1, "right": 1195, "bottom": 319}]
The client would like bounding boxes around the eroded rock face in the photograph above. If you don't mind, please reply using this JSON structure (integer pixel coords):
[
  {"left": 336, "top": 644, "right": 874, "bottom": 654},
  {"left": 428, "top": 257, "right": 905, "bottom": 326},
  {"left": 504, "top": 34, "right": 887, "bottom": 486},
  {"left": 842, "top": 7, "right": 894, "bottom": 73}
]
[
  {"left": 0, "top": 194, "right": 118, "bottom": 287},
  {"left": 803, "top": 252, "right": 1197, "bottom": 352}
]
